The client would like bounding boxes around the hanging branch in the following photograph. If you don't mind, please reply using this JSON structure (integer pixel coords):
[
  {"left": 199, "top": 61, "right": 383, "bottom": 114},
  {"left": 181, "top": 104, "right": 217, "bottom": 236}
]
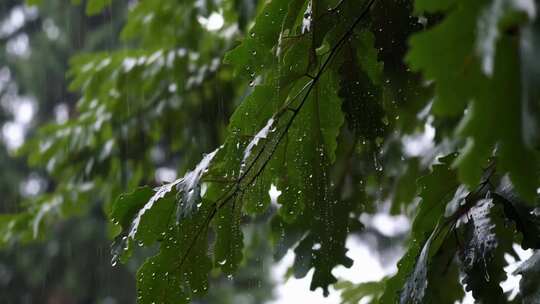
[{"left": 176, "top": 0, "right": 378, "bottom": 272}]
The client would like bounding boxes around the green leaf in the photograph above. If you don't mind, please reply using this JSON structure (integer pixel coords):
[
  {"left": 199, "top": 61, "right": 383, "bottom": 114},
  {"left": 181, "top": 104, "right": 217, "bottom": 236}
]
[
  {"left": 338, "top": 41, "right": 385, "bottom": 140},
  {"left": 208, "top": 85, "right": 282, "bottom": 215},
  {"left": 25, "top": 0, "right": 41, "bottom": 5},
  {"left": 476, "top": 0, "right": 534, "bottom": 75},
  {"left": 175, "top": 148, "right": 220, "bottom": 220},
  {"left": 399, "top": 186, "right": 467, "bottom": 304},
  {"left": 264, "top": 68, "right": 349, "bottom": 296},
  {"left": 110, "top": 150, "right": 231, "bottom": 304},
  {"left": 494, "top": 175, "right": 540, "bottom": 249},
  {"left": 399, "top": 222, "right": 464, "bottom": 304},
  {"left": 457, "top": 37, "right": 538, "bottom": 201},
  {"left": 399, "top": 229, "right": 435, "bottom": 304},
  {"left": 336, "top": 280, "right": 386, "bottom": 304},
  {"left": 214, "top": 198, "right": 244, "bottom": 274},
  {"left": 136, "top": 206, "right": 213, "bottom": 304},
  {"left": 381, "top": 154, "right": 458, "bottom": 303},
  {"left": 423, "top": 236, "right": 464, "bottom": 304},
  {"left": 407, "top": 0, "right": 539, "bottom": 201},
  {"left": 277, "top": 71, "right": 344, "bottom": 220},
  {"left": 406, "top": 0, "right": 485, "bottom": 116},
  {"left": 354, "top": 29, "right": 384, "bottom": 86},
  {"left": 86, "top": 0, "right": 112, "bottom": 15},
  {"left": 110, "top": 187, "right": 153, "bottom": 262},
  {"left": 412, "top": 154, "right": 459, "bottom": 240},
  {"left": 110, "top": 148, "right": 219, "bottom": 261},
  {"left": 458, "top": 198, "right": 511, "bottom": 303},
  {"left": 391, "top": 158, "right": 421, "bottom": 215},
  {"left": 224, "top": 0, "right": 299, "bottom": 78}
]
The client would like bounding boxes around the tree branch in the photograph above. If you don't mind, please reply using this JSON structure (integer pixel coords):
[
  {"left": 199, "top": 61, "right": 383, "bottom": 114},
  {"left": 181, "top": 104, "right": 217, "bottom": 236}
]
[{"left": 177, "top": 0, "right": 378, "bottom": 272}]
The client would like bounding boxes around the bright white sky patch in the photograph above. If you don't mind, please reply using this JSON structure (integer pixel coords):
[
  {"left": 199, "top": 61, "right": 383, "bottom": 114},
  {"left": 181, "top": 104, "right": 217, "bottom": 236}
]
[
  {"left": 403, "top": 119, "right": 435, "bottom": 157},
  {"left": 6, "top": 33, "right": 30, "bottom": 58},
  {"left": 14, "top": 97, "right": 35, "bottom": 124},
  {"left": 269, "top": 184, "right": 282, "bottom": 207},
  {"left": 501, "top": 244, "right": 533, "bottom": 300},
  {"left": 366, "top": 213, "right": 410, "bottom": 237},
  {"left": 155, "top": 167, "right": 177, "bottom": 183},
  {"left": 54, "top": 103, "right": 69, "bottom": 123},
  {"left": 0, "top": 6, "right": 25, "bottom": 37},
  {"left": 269, "top": 237, "right": 393, "bottom": 304},
  {"left": 1, "top": 95, "right": 36, "bottom": 151},
  {"left": 2, "top": 121, "right": 24, "bottom": 150},
  {"left": 20, "top": 174, "right": 45, "bottom": 197},
  {"left": 198, "top": 12, "right": 224, "bottom": 31}
]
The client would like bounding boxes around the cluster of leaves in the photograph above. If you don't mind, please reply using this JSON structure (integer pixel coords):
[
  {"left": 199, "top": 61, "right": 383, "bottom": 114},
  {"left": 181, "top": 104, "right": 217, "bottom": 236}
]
[
  {"left": 108, "top": 0, "right": 540, "bottom": 302},
  {"left": 2, "top": 0, "right": 540, "bottom": 303},
  {"left": 1, "top": 0, "right": 238, "bottom": 244},
  {"left": 338, "top": 0, "right": 540, "bottom": 303}
]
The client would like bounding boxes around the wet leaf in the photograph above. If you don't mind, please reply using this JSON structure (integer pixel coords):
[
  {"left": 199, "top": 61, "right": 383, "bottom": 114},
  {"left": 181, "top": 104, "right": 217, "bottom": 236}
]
[
  {"left": 214, "top": 198, "right": 244, "bottom": 274},
  {"left": 476, "top": 0, "right": 534, "bottom": 75},
  {"left": 381, "top": 154, "right": 458, "bottom": 303},
  {"left": 136, "top": 206, "right": 213, "bottom": 304},
  {"left": 458, "top": 198, "right": 511, "bottom": 303},
  {"left": 407, "top": 0, "right": 539, "bottom": 201},
  {"left": 224, "top": 0, "right": 296, "bottom": 78},
  {"left": 399, "top": 230, "right": 435, "bottom": 304},
  {"left": 494, "top": 175, "right": 540, "bottom": 249},
  {"left": 336, "top": 280, "right": 386, "bottom": 304},
  {"left": 338, "top": 41, "right": 385, "bottom": 141}
]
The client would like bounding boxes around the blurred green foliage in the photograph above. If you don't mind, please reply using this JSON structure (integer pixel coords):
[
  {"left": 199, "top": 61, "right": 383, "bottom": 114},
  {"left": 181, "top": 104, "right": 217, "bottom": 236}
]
[{"left": 0, "top": 0, "right": 273, "bottom": 303}]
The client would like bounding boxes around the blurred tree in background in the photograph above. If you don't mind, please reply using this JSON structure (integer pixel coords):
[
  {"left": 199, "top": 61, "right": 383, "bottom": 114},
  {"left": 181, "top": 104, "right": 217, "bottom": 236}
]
[
  {"left": 0, "top": 1, "right": 138, "bottom": 303},
  {"left": 1, "top": 0, "right": 540, "bottom": 304}
]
